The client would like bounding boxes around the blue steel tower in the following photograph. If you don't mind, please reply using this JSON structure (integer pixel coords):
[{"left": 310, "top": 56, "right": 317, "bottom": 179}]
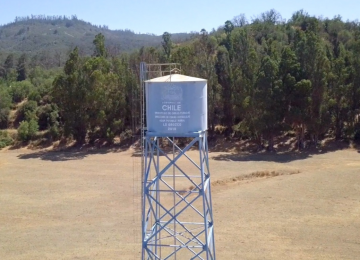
[{"left": 140, "top": 63, "right": 216, "bottom": 260}]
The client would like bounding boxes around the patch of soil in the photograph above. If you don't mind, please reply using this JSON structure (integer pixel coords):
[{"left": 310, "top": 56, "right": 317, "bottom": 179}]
[{"left": 211, "top": 169, "right": 301, "bottom": 187}]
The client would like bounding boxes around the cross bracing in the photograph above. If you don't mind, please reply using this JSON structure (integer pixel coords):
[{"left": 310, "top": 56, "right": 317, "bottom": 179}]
[{"left": 142, "top": 132, "right": 215, "bottom": 260}]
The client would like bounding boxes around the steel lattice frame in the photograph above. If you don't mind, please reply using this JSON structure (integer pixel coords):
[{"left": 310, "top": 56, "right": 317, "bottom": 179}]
[{"left": 142, "top": 131, "right": 215, "bottom": 260}]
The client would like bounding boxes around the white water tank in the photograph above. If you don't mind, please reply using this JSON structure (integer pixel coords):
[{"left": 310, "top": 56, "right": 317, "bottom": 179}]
[{"left": 145, "top": 74, "right": 207, "bottom": 135}]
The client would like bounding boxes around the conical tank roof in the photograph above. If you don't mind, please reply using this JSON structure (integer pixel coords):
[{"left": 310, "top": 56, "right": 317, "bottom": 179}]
[{"left": 145, "top": 74, "right": 206, "bottom": 82}]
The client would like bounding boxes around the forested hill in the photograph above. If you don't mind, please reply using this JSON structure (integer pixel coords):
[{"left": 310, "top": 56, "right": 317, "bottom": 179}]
[{"left": 0, "top": 15, "right": 191, "bottom": 55}]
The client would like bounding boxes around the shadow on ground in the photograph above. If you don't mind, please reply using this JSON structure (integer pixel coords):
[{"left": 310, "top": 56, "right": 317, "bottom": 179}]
[
  {"left": 15, "top": 136, "right": 353, "bottom": 163},
  {"left": 16, "top": 140, "right": 132, "bottom": 161},
  {"left": 18, "top": 149, "right": 95, "bottom": 161},
  {"left": 210, "top": 138, "right": 351, "bottom": 163}
]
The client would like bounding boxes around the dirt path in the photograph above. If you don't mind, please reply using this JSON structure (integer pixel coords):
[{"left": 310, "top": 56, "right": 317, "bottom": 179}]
[{"left": 0, "top": 148, "right": 359, "bottom": 259}]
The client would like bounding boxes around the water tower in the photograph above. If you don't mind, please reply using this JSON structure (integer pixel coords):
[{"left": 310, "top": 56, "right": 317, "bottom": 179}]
[{"left": 140, "top": 63, "right": 216, "bottom": 259}]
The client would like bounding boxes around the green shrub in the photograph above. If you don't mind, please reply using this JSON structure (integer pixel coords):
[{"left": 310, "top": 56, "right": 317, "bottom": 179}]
[
  {"left": 0, "top": 86, "right": 11, "bottom": 108},
  {"left": 0, "top": 108, "right": 9, "bottom": 129},
  {"left": 16, "top": 100, "right": 38, "bottom": 123},
  {"left": 17, "top": 121, "right": 29, "bottom": 141},
  {"left": 17, "top": 119, "right": 39, "bottom": 142},
  {"left": 9, "top": 80, "right": 34, "bottom": 103},
  {"left": 0, "top": 87, "right": 11, "bottom": 129},
  {"left": 48, "top": 124, "right": 60, "bottom": 140},
  {"left": 28, "top": 119, "right": 39, "bottom": 138},
  {"left": 36, "top": 104, "right": 59, "bottom": 130},
  {"left": 106, "top": 119, "right": 124, "bottom": 142},
  {"left": 48, "top": 109, "right": 60, "bottom": 140},
  {"left": 0, "top": 130, "right": 13, "bottom": 149},
  {"left": 28, "top": 90, "right": 42, "bottom": 104},
  {"left": 17, "top": 120, "right": 38, "bottom": 142}
]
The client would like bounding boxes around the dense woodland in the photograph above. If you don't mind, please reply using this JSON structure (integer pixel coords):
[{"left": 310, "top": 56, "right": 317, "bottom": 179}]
[{"left": 1, "top": 10, "right": 360, "bottom": 150}]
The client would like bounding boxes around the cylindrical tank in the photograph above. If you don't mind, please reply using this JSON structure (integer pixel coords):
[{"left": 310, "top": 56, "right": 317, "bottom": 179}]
[{"left": 145, "top": 74, "right": 207, "bottom": 135}]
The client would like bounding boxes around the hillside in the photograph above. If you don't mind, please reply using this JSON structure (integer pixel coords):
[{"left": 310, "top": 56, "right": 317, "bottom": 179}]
[{"left": 0, "top": 16, "right": 191, "bottom": 55}]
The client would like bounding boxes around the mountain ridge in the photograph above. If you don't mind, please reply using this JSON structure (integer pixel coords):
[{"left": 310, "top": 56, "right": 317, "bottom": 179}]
[{"left": 0, "top": 16, "right": 192, "bottom": 56}]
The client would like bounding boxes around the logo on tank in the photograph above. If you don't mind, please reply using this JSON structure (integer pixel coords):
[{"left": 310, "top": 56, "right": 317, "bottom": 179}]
[{"left": 161, "top": 85, "right": 183, "bottom": 101}]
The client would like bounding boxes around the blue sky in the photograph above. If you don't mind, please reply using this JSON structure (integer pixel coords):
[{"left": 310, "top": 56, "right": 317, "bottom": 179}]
[{"left": 0, "top": 0, "right": 359, "bottom": 35}]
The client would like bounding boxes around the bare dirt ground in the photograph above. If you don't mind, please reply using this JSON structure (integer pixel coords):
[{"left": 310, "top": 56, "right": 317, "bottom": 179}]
[{"left": 1, "top": 145, "right": 360, "bottom": 259}]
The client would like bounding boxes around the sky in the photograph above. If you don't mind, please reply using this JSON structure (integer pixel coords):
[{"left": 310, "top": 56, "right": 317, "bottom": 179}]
[{"left": 0, "top": 0, "right": 359, "bottom": 35}]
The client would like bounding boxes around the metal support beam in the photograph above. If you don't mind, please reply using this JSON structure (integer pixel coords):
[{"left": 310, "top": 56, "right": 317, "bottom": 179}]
[{"left": 141, "top": 132, "right": 215, "bottom": 259}]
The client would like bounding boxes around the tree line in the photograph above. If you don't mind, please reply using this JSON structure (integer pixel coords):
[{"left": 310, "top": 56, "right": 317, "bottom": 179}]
[
  {"left": 1, "top": 9, "right": 360, "bottom": 150},
  {"left": 10, "top": 15, "right": 110, "bottom": 29},
  {"left": 169, "top": 10, "right": 360, "bottom": 150}
]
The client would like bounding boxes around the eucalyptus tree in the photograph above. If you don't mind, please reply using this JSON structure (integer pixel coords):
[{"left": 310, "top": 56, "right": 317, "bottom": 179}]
[
  {"left": 232, "top": 14, "right": 247, "bottom": 28},
  {"left": 53, "top": 47, "right": 88, "bottom": 143},
  {"left": 252, "top": 39, "right": 284, "bottom": 150},
  {"left": 327, "top": 44, "right": 351, "bottom": 139},
  {"left": 93, "top": 33, "right": 107, "bottom": 58},
  {"left": 215, "top": 46, "right": 233, "bottom": 134},
  {"left": 347, "top": 36, "right": 360, "bottom": 138},
  {"left": 223, "top": 20, "right": 234, "bottom": 61},
  {"left": 279, "top": 46, "right": 311, "bottom": 148},
  {"left": 231, "top": 27, "right": 260, "bottom": 138},
  {"left": 162, "top": 32, "right": 172, "bottom": 61},
  {"left": 294, "top": 24, "right": 331, "bottom": 145}
]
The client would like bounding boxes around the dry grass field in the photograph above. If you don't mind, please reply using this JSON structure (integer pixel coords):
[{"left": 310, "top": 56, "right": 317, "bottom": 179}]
[{"left": 1, "top": 144, "right": 360, "bottom": 259}]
